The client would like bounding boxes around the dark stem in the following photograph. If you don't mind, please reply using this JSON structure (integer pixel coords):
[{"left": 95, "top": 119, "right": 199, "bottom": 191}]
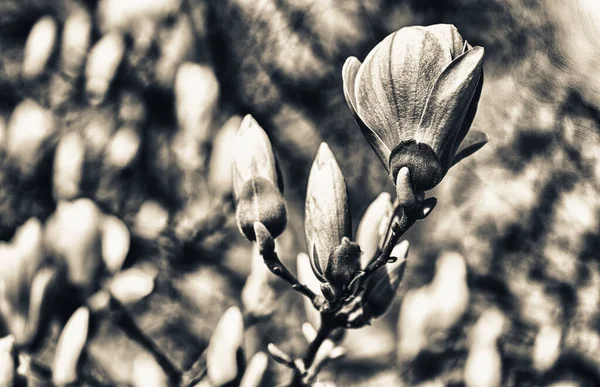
[{"left": 289, "top": 317, "right": 335, "bottom": 386}]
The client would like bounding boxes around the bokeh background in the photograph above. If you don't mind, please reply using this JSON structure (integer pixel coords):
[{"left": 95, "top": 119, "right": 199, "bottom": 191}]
[{"left": 1, "top": 0, "right": 600, "bottom": 386}]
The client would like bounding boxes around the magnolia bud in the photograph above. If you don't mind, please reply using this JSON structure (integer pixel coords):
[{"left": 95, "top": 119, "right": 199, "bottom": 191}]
[
  {"left": 132, "top": 352, "right": 168, "bottom": 387},
  {"left": 61, "top": 8, "right": 92, "bottom": 78},
  {"left": 175, "top": 62, "right": 219, "bottom": 142},
  {"left": 109, "top": 268, "right": 155, "bottom": 304},
  {"left": 533, "top": 325, "right": 561, "bottom": 372},
  {"left": 105, "top": 126, "right": 141, "bottom": 169},
  {"left": 239, "top": 352, "right": 268, "bottom": 387},
  {"left": 233, "top": 115, "right": 286, "bottom": 241},
  {"left": 464, "top": 309, "right": 505, "bottom": 387},
  {"left": 207, "top": 306, "right": 245, "bottom": 386},
  {"left": 53, "top": 131, "right": 85, "bottom": 201},
  {"left": 363, "top": 240, "right": 409, "bottom": 319},
  {"left": 134, "top": 200, "right": 169, "bottom": 239},
  {"left": 356, "top": 192, "right": 393, "bottom": 269},
  {"left": 208, "top": 116, "right": 242, "bottom": 196},
  {"left": 305, "top": 143, "right": 351, "bottom": 286},
  {"left": 0, "top": 336, "right": 15, "bottom": 386},
  {"left": 326, "top": 238, "right": 361, "bottom": 297},
  {"left": 101, "top": 214, "right": 130, "bottom": 274},
  {"left": 6, "top": 100, "right": 55, "bottom": 177},
  {"left": 22, "top": 16, "right": 57, "bottom": 80},
  {"left": 98, "top": 0, "right": 181, "bottom": 32},
  {"left": 241, "top": 245, "right": 276, "bottom": 320},
  {"left": 52, "top": 307, "right": 90, "bottom": 385},
  {"left": 397, "top": 286, "right": 432, "bottom": 362},
  {"left": 86, "top": 32, "right": 125, "bottom": 106}
]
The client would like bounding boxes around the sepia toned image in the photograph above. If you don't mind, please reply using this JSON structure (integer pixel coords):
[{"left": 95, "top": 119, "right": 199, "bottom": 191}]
[{"left": 0, "top": 0, "right": 599, "bottom": 386}]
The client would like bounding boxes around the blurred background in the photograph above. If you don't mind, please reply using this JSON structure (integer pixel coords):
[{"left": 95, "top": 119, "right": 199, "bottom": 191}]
[{"left": 1, "top": 0, "right": 600, "bottom": 386}]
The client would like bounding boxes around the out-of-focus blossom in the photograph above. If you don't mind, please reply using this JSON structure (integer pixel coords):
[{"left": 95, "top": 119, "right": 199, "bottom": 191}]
[
  {"left": 118, "top": 91, "right": 146, "bottom": 127},
  {"left": 297, "top": 252, "right": 323, "bottom": 329},
  {"left": 52, "top": 307, "right": 90, "bottom": 385},
  {"left": 533, "top": 324, "right": 562, "bottom": 372},
  {"left": 355, "top": 192, "right": 393, "bottom": 269},
  {"left": 175, "top": 62, "right": 219, "bottom": 142},
  {"left": 53, "top": 131, "right": 85, "bottom": 201},
  {"left": 83, "top": 111, "right": 116, "bottom": 160},
  {"left": 397, "top": 286, "right": 434, "bottom": 362},
  {"left": 305, "top": 143, "right": 359, "bottom": 299},
  {"left": 86, "top": 32, "right": 126, "bottom": 106},
  {"left": 0, "top": 218, "right": 56, "bottom": 348},
  {"left": 241, "top": 245, "right": 277, "bottom": 320},
  {"left": 363, "top": 241, "right": 409, "bottom": 319},
  {"left": 22, "top": 16, "right": 57, "bottom": 80},
  {"left": 108, "top": 267, "right": 155, "bottom": 304},
  {"left": 239, "top": 352, "right": 268, "bottom": 387},
  {"left": 101, "top": 215, "right": 130, "bottom": 274},
  {"left": 98, "top": 0, "right": 181, "bottom": 33},
  {"left": 134, "top": 200, "right": 170, "bottom": 239},
  {"left": 0, "top": 336, "right": 15, "bottom": 386},
  {"left": 6, "top": 100, "right": 56, "bottom": 177},
  {"left": 232, "top": 115, "right": 286, "bottom": 241},
  {"left": 44, "top": 199, "right": 103, "bottom": 295},
  {"left": 342, "top": 24, "right": 486, "bottom": 198},
  {"left": 464, "top": 309, "right": 506, "bottom": 387},
  {"left": 207, "top": 306, "right": 245, "bottom": 386},
  {"left": 61, "top": 8, "right": 92, "bottom": 79},
  {"left": 209, "top": 116, "right": 242, "bottom": 197},
  {"left": 132, "top": 352, "right": 168, "bottom": 387},
  {"left": 104, "top": 126, "right": 141, "bottom": 169},
  {"left": 156, "top": 15, "right": 195, "bottom": 87}
]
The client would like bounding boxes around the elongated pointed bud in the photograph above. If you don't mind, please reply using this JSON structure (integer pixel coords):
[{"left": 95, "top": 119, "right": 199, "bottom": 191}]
[
  {"left": 105, "top": 126, "right": 141, "bottom": 169},
  {"left": 86, "top": 32, "right": 125, "bottom": 106},
  {"left": 132, "top": 353, "right": 168, "bottom": 387},
  {"left": 209, "top": 116, "right": 242, "bottom": 196},
  {"left": 296, "top": 253, "right": 323, "bottom": 329},
  {"left": 266, "top": 343, "right": 292, "bottom": 366},
  {"left": 45, "top": 199, "right": 102, "bottom": 295},
  {"left": 101, "top": 215, "right": 130, "bottom": 274},
  {"left": 53, "top": 132, "right": 85, "bottom": 201},
  {"left": 395, "top": 167, "right": 416, "bottom": 208},
  {"left": 22, "top": 16, "right": 57, "bottom": 80},
  {"left": 241, "top": 245, "right": 276, "bottom": 320},
  {"left": 207, "top": 306, "right": 245, "bottom": 386},
  {"left": 52, "top": 307, "right": 90, "bottom": 385},
  {"left": 233, "top": 115, "right": 286, "bottom": 241},
  {"left": 464, "top": 309, "right": 505, "bottom": 387},
  {"left": 533, "top": 325, "right": 561, "bottom": 372},
  {"left": 0, "top": 336, "right": 15, "bottom": 386},
  {"left": 397, "top": 286, "right": 432, "bottom": 362},
  {"left": 134, "top": 200, "right": 170, "bottom": 239},
  {"left": 239, "top": 352, "right": 268, "bottom": 387},
  {"left": 6, "top": 100, "right": 55, "bottom": 177},
  {"left": 61, "top": 8, "right": 92, "bottom": 78},
  {"left": 109, "top": 268, "right": 155, "bottom": 304},
  {"left": 305, "top": 143, "right": 352, "bottom": 288},
  {"left": 363, "top": 241, "right": 409, "bottom": 319},
  {"left": 326, "top": 237, "right": 361, "bottom": 297},
  {"left": 175, "top": 62, "right": 219, "bottom": 142},
  {"left": 356, "top": 192, "right": 393, "bottom": 269}
]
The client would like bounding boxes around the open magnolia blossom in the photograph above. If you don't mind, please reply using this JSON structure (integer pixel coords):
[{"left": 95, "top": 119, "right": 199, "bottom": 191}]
[{"left": 343, "top": 24, "right": 488, "bottom": 203}]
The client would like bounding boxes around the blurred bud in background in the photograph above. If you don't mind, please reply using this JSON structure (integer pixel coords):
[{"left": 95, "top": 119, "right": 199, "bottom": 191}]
[
  {"left": 296, "top": 252, "right": 323, "bottom": 329},
  {"left": 356, "top": 192, "right": 393, "bottom": 269},
  {"left": 132, "top": 352, "right": 168, "bottom": 387},
  {"left": 0, "top": 218, "right": 57, "bottom": 348},
  {"left": 207, "top": 306, "right": 245, "bottom": 387},
  {"left": 109, "top": 267, "right": 155, "bottom": 305},
  {"left": 52, "top": 307, "right": 90, "bottom": 386},
  {"left": 0, "top": 335, "right": 15, "bottom": 386},
  {"left": 241, "top": 245, "right": 277, "bottom": 321},
  {"left": 22, "top": 16, "right": 57, "bottom": 80},
  {"left": 98, "top": 0, "right": 181, "bottom": 33},
  {"left": 156, "top": 15, "right": 195, "bottom": 88},
  {"left": 53, "top": 131, "right": 85, "bottom": 201},
  {"left": 86, "top": 32, "right": 126, "bottom": 106},
  {"left": 464, "top": 308, "right": 506, "bottom": 387},
  {"left": 209, "top": 116, "right": 242, "bottom": 197},
  {"left": 363, "top": 241, "right": 409, "bottom": 320},
  {"left": 61, "top": 8, "right": 92, "bottom": 79},
  {"left": 532, "top": 324, "right": 561, "bottom": 373},
  {"left": 305, "top": 142, "right": 358, "bottom": 299},
  {"left": 134, "top": 200, "right": 170, "bottom": 240},
  {"left": 397, "top": 286, "right": 434, "bottom": 362},
  {"left": 239, "top": 352, "right": 268, "bottom": 387},
  {"left": 233, "top": 115, "right": 286, "bottom": 241},
  {"left": 100, "top": 214, "right": 130, "bottom": 274},
  {"left": 44, "top": 199, "right": 103, "bottom": 296},
  {"left": 6, "top": 100, "right": 55, "bottom": 178},
  {"left": 104, "top": 126, "right": 142, "bottom": 170}
]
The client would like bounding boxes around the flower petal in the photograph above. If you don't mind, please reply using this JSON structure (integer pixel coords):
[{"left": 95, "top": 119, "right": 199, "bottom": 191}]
[
  {"left": 342, "top": 56, "right": 390, "bottom": 169},
  {"left": 419, "top": 24, "right": 465, "bottom": 59},
  {"left": 355, "top": 27, "right": 452, "bottom": 150},
  {"left": 415, "top": 46, "right": 484, "bottom": 158},
  {"left": 451, "top": 130, "right": 489, "bottom": 167}
]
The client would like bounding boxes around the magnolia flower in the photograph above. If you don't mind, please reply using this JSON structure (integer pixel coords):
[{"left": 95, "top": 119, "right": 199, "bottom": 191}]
[
  {"left": 232, "top": 115, "right": 286, "bottom": 241},
  {"left": 305, "top": 143, "right": 360, "bottom": 299},
  {"left": 343, "top": 24, "right": 487, "bottom": 198},
  {"left": 355, "top": 192, "right": 393, "bottom": 269}
]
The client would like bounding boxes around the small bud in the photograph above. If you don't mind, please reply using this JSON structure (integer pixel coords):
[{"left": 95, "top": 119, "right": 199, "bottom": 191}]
[
  {"left": 105, "top": 126, "right": 141, "bottom": 169},
  {"left": 175, "top": 62, "right": 219, "bottom": 141},
  {"left": 22, "top": 16, "right": 57, "bottom": 80},
  {"left": 464, "top": 309, "right": 505, "bottom": 387},
  {"left": 109, "top": 268, "right": 154, "bottom": 304},
  {"left": 45, "top": 199, "right": 102, "bottom": 295},
  {"left": 0, "top": 336, "right": 15, "bottom": 386},
  {"left": 239, "top": 352, "right": 268, "bottom": 387},
  {"left": 363, "top": 241, "right": 409, "bottom": 319},
  {"left": 241, "top": 245, "right": 276, "bottom": 320},
  {"left": 395, "top": 167, "right": 415, "bottom": 208},
  {"left": 86, "top": 32, "right": 125, "bottom": 106},
  {"left": 134, "top": 200, "right": 169, "bottom": 239},
  {"left": 61, "top": 8, "right": 92, "bottom": 78},
  {"left": 356, "top": 192, "right": 393, "bottom": 269},
  {"left": 53, "top": 132, "right": 85, "bottom": 201},
  {"left": 207, "top": 306, "right": 245, "bottom": 386},
  {"left": 305, "top": 143, "right": 351, "bottom": 286},
  {"left": 533, "top": 325, "right": 561, "bottom": 372},
  {"left": 156, "top": 15, "right": 195, "bottom": 87},
  {"left": 266, "top": 343, "right": 292, "bottom": 366},
  {"left": 233, "top": 115, "right": 286, "bottom": 241},
  {"left": 418, "top": 197, "right": 437, "bottom": 219},
  {"left": 326, "top": 238, "right": 361, "bottom": 297},
  {"left": 6, "top": 100, "right": 56, "bottom": 177},
  {"left": 101, "top": 215, "right": 130, "bottom": 274},
  {"left": 208, "top": 116, "right": 242, "bottom": 196},
  {"left": 296, "top": 253, "right": 323, "bottom": 329},
  {"left": 397, "top": 286, "right": 432, "bottom": 362},
  {"left": 132, "top": 353, "right": 168, "bottom": 387},
  {"left": 83, "top": 112, "right": 115, "bottom": 160},
  {"left": 52, "top": 307, "right": 90, "bottom": 385}
]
